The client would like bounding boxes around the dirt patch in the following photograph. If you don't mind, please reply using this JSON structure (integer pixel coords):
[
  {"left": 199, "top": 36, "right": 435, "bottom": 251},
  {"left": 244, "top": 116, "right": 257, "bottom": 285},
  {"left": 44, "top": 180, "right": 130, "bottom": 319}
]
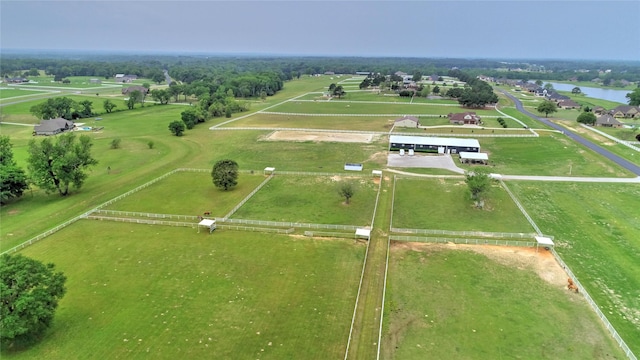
[
  {"left": 392, "top": 242, "right": 568, "bottom": 287},
  {"left": 264, "top": 130, "right": 375, "bottom": 143}
]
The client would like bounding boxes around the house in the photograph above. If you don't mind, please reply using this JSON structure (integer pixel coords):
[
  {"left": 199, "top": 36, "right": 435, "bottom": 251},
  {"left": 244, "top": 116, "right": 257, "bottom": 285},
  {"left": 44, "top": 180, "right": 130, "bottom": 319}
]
[
  {"left": 389, "top": 135, "right": 480, "bottom": 154},
  {"left": 609, "top": 105, "right": 640, "bottom": 118},
  {"left": 557, "top": 99, "right": 581, "bottom": 109},
  {"left": 394, "top": 116, "right": 420, "bottom": 128},
  {"left": 448, "top": 112, "right": 482, "bottom": 125},
  {"left": 114, "top": 74, "right": 138, "bottom": 83},
  {"left": 5, "top": 77, "right": 28, "bottom": 83},
  {"left": 122, "top": 85, "right": 149, "bottom": 95},
  {"left": 534, "top": 88, "right": 548, "bottom": 97},
  {"left": 33, "top": 118, "right": 75, "bottom": 136},
  {"left": 595, "top": 114, "right": 623, "bottom": 128},
  {"left": 429, "top": 74, "right": 440, "bottom": 81},
  {"left": 546, "top": 92, "right": 570, "bottom": 102},
  {"left": 593, "top": 106, "right": 606, "bottom": 115}
]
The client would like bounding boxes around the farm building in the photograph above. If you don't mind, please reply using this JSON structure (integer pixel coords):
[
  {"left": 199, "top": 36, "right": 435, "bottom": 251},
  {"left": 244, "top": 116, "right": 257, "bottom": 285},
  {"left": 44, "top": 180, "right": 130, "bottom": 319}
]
[
  {"left": 448, "top": 112, "right": 482, "bottom": 125},
  {"left": 389, "top": 135, "right": 480, "bottom": 154},
  {"left": 394, "top": 115, "right": 420, "bottom": 128},
  {"left": 33, "top": 118, "right": 75, "bottom": 136},
  {"left": 459, "top": 152, "right": 489, "bottom": 164}
]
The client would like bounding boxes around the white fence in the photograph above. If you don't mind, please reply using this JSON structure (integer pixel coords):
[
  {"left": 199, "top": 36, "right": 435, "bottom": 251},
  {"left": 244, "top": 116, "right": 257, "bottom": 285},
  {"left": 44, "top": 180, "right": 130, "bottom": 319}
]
[
  {"left": 390, "top": 235, "right": 535, "bottom": 247},
  {"left": 580, "top": 124, "right": 640, "bottom": 152},
  {"left": 91, "top": 210, "right": 199, "bottom": 221},
  {"left": 222, "top": 218, "right": 359, "bottom": 231},
  {"left": 551, "top": 249, "right": 637, "bottom": 360},
  {"left": 390, "top": 227, "right": 538, "bottom": 239},
  {"left": 303, "top": 231, "right": 355, "bottom": 239},
  {"left": 223, "top": 174, "right": 274, "bottom": 220},
  {"left": 499, "top": 180, "right": 543, "bottom": 235}
]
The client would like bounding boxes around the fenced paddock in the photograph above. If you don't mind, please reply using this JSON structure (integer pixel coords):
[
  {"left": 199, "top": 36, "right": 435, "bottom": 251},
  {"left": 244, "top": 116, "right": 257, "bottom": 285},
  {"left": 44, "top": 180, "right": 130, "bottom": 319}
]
[{"left": 389, "top": 235, "right": 536, "bottom": 247}]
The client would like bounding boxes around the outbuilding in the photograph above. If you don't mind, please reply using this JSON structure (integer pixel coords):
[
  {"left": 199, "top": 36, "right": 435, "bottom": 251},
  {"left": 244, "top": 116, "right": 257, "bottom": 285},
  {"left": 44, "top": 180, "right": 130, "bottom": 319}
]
[
  {"left": 459, "top": 152, "right": 489, "bottom": 164},
  {"left": 389, "top": 135, "right": 480, "bottom": 154},
  {"left": 394, "top": 115, "right": 420, "bottom": 128}
]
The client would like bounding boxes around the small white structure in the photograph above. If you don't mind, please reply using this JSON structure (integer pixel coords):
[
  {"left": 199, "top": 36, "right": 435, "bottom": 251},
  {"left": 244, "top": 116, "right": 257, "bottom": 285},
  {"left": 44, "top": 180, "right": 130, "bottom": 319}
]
[
  {"left": 355, "top": 228, "right": 371, "bottom": 241},
  {"left": 345, "top": 163, "right": 363, "bottom": 171},
  {"left": 198, "top": 218, "right": 216, "bottom": 233},
  {"left": 535, "top": 236, "right": 554, "bottom": 252},
  {"left": 372, "top": 170, "right": 382, "bottom": 177},
  {"left": 399, "top": 149, "right": 405, "bottom": 156},
  {"left": 408, "top": 149, "right": 414, "bottom": 156},
  {"left": 459, "top": 152, "right": 489, "bottom": 164},
  {"left": 264, "top": 167, "right": 275, "bottom": 175}
]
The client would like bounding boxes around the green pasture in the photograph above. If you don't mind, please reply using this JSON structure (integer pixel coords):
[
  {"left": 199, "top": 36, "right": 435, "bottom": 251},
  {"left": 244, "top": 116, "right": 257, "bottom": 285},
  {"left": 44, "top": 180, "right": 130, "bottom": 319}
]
[
  {"left": 391, "top": 177, "right": 534, "bottom": 233},
  {"left": 0, "top": 88, "right": 53, "bottom": 100},
  {"left": 510, "top": 182, "right": 640, "bottom": 354},
  {"left": 382, "top": 247, "right": 625, "bottom": 359},
  {"left": 481, "top": 134, "right": 634, "bottom": 177},
  {"left": 103, "top": 171, "right": 268, "bottom": 217},
  {"left": 231, "top": 175, "right": 378, "bottom": 226},
  {"left": 4, "top": 221, "right": 364, "bottom": 359},
  {"left": 496, "top": 106, "right": 552, "bottom": 129},
  {"left": 225, "top": 113, "right": 397, "bottom": 131},
  {"left": 418, "top": 127, "right": 531, "bottom": 135},
  {"left": 269, "top": 100, "right": 501, "bottom": 117}
]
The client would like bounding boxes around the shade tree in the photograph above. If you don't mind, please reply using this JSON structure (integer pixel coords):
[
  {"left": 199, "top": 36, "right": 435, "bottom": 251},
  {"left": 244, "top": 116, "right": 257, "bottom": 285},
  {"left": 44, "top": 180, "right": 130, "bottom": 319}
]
[{"left": 211, "top": 159, "right": 239, "bottom": 191}]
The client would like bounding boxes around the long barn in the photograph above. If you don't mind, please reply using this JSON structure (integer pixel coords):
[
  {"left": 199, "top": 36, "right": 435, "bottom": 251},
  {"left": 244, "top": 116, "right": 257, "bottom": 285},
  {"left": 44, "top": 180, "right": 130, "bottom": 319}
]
[{"left": 389, "top": 135, "right": 480, "bottom": 154}]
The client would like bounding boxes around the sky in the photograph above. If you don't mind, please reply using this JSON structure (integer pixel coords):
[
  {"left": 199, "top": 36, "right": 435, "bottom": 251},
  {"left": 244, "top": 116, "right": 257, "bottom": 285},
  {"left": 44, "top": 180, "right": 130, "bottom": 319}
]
[{"left": 1, "top": 0, "right": 639, "bottom": 61}]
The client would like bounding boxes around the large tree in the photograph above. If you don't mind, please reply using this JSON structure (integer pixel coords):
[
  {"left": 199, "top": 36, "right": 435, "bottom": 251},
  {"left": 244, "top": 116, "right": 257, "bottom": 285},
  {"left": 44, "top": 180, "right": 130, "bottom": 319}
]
[
  {"left": 0, "top": 136, "right": 28, "bottom": 204},
  {"left": 626, "top": 87, "right": 640, "bottom": 106},
  {"left": 211, "top": 159, "right": 239, "bottom": 191},
  {"left": 27, "top": 133, "right": 98, "bottom": 196},
  {"left": 576, "top": 111, "right": 597, "bottom": 125},
  {"left": 103, "top": 99, "right": 117, "bottom": 113},
  {"left": 537, "top": 100, "right": 558, "bottom": 118},
  {"left": 338, "top": 182, "right": 355, "bottom": 205},
  {"left": 0, "top": 253, "right": 67, "bottom": 348},
  {"left": 126, "top": 90, "right": 143, "bottom": 110},
  {"left": 332, "top": 85, "right": 345, "bottom": 98},
  {"left": 465, "top": 168, "right": 492, "bottom": 209}
]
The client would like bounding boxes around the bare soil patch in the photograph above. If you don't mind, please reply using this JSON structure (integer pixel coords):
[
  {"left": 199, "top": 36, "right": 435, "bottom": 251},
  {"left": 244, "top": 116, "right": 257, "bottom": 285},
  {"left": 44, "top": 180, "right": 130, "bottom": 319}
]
[
  {"left": 264, "top": 130, "right": 375, "bottom": 143},
  {"left": 392, "top": 242, "right": 568, "bottom": 287}
]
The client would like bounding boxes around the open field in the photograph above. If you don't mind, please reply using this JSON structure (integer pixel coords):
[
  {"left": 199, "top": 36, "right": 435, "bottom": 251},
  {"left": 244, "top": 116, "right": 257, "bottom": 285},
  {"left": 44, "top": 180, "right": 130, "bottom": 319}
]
[
  {"left": 391, "top": 177, "right": 534, "bottom": 233},
  {"left": 224, "top": 113, "right": 401, "bottom": 131},
  {"left": 0, "top": 88, "right": 54, "bottom": 99},
  {"left": 510, "top": 182, "right": 640, "bottom": 354},
  {"left": 103, "top": 171, "right": 269, "bottom": 217},
  {"left": 7, "top": 221, "right": 364, "bottom": 359},
  {"left": 382, "top": 245, "right": 626, "bottom": 359},
  {"left": 231, "top": 175, "right": 379, "bottom": 226}
]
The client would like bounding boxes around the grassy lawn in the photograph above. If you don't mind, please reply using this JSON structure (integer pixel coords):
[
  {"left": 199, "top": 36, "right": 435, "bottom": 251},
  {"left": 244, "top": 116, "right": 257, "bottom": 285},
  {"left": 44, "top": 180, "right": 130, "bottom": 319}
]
[
  {"left": 391, "top": 177, "right": 534, "bottom": 233},
  {"left": 382, "top": 246, "right": 626, "bottom": 359},
  {"left": 0, "top": 88, "right": 54, "bottom": 100},
  {"left": 510, "top": 182, "right": 640, "bottom": 354},
  {"left": 103, "top": 171, "right": 269, "bottom": 217},
  {"left": 4, "top": 221, "right": 364, "bottom": 359},
  {"left": 269, "top": 101, "right": 502, "bottom": 117},
  {"left": 481, "top": 134, "right": 634, "bottom": 177},
  {"left": 231, "top": 175, "right": 379, "bottom": 226},
  {"left": 225, "top": 113, "right": 398, "bottom": 131}
]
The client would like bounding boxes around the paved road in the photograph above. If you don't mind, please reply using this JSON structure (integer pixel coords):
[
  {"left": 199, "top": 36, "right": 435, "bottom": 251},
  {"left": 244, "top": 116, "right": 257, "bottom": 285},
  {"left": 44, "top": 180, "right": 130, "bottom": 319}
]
[{"left": 499, "top": 89, "right": 640, "bottom": 176}]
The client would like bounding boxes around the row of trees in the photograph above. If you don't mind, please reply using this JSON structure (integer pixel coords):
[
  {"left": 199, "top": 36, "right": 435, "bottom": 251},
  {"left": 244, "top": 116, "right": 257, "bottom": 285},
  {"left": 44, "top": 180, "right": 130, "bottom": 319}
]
[{"left": 30, "top": 97, "right": 94, "bottom": 120}]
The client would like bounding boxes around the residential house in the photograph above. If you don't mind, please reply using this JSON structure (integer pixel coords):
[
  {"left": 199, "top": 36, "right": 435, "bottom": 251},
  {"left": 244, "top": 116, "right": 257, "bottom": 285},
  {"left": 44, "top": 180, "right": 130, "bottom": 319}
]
[
  {"left": 114, "top": 74, "right": 138, "bottom": 83},
  {"left": 593, "top": 106, "right": 606, "bottom": 115},
  {"left": 5, "top": 77, "right": 28, "bottom": 83},
  {"left": 557, "top": 99, "right": 581, "bottom": 109},
  {"left": 33, "top": 118, "right": 75, "bottom": 136},
  {"left": 393, "top": 116, "right": 420, "bottom": 128},
  {"left": 546, "top": 92, "right": 570, "bottom": 102},
  {"left": 595, "top": 114, "right": 623, "bottom": 128},
  {"left": 609, "top": 105, "right": 640, "bottom": 118},
  {"left": 122, "top": 85, "right": 149, "bottom": 95},
  {"left": 448, "top": 112, "right": 482, "bottom": 125}
]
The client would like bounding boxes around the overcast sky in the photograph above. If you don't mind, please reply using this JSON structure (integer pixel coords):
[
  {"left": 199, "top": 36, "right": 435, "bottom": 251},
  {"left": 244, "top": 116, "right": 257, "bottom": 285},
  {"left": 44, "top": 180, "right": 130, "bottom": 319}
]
[{"left": 1, "top": 0, "right": 639, "bottom": 60}]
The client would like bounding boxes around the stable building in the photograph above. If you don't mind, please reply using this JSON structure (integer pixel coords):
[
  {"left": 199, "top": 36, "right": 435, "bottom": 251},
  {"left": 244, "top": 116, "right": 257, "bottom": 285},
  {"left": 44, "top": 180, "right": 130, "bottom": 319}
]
[{"left": 389, "top": 135, "right": 480, "bottom": 154}]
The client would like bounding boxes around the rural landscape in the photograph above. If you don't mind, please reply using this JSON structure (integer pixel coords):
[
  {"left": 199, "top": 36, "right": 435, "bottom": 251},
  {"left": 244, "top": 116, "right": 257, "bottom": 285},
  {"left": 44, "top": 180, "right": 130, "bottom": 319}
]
[{"left": 1, "top": 53, "right": 639, "bottom": 360}]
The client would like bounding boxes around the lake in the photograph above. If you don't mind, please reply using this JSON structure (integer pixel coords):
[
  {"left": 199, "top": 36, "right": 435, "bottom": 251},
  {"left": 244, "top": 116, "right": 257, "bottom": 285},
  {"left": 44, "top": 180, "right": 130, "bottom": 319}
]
[{"left": 542, "top": 81, "right": 630, "bottom": 104}]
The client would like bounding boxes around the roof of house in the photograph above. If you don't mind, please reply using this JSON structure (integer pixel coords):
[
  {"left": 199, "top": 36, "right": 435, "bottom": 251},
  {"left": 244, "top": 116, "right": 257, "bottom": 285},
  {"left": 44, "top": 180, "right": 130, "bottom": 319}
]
[
  {"left": 448, "top": 112, "right": 481, "bottom": 121},
  {"left": 34, "top": 118, "right": 74, "bottom": 133},
  {"left": 389, "top": 135, "right": 480, "bottom": 148},
  {"left": 611, "top": 105, "right": 639, "bottom": 113},
  {"left": 459, "top": 152, "right": 489, "bottom": 160},
  {"left": 558, "top": 99, "right": 580, "bottom": 107},
  {"left": 547, "top": 92, "right": 570, "bottom": 100},
  {"left": 394, "top": 115, "right": 419, "bottom": 123},
  {"left": 596, "top": 114, "right": 622, "bottom": 125}
]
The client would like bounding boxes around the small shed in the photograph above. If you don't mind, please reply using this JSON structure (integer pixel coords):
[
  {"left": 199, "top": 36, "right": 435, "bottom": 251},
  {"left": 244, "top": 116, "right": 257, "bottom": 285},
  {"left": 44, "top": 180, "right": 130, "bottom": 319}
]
[
  {"left": 459, "top": 152, "right": 489, "bottom": 164},
  {"left": 198, "top": 218, "right": 217, "bottom": 233},
  {"left": 535, "top": 236, "right": 554, "bottom": 252},
  {"left": 355, "top": 228, "right": 371, "bottom": 241},
  {"left": 264, "top": 167, "right": 276, "bottom": 175},
  {"left": 345, "top": 163, "right": 363, "bottom": 171},
  {"left": 394, "top": 115, "right": 420, "bottom": 128},
  {"left": 372, "top": 170, "right": 382, "bottom": 177}
]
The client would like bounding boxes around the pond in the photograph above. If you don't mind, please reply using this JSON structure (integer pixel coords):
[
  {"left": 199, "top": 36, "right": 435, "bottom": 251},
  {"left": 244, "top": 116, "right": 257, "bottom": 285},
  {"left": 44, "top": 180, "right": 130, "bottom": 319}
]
[{"left": 541, "top": 81, "right": 630, "bottom": 104}]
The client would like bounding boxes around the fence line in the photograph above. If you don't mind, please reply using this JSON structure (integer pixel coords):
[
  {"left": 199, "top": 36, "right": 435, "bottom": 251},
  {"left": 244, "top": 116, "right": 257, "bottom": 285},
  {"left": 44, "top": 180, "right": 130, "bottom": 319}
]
[
  {"left": 550, "top": 249, "right": 637, "bottom": 360},
  {"left": 303, "top": 231, "right": 355, "bottom": 239},
  {"left": 390, "top": 227, "right": 539, "bottom": 239},
  {"left": 91, "top": 210, "right": 199, "bottom": 221},
  {"left": 222, "top": 218, "right": 359, "bottom": 231},
  {"left": 579, "top": 124, "right": 640, "bottom": 152},
  {"left": 274, "top": 171, "right": 371, "bottom": 177},
  {"left": 223, "top": 174, "right": 274, "bottom": 220},
  {"left": 499, "top": 180, "right": 543, "bottom": 235},
  {"left": 86, "top": 216, "right": 295, "bottom": 234},
  {"left": 390, "top": 235, "right": 535, "bottom": 247}
]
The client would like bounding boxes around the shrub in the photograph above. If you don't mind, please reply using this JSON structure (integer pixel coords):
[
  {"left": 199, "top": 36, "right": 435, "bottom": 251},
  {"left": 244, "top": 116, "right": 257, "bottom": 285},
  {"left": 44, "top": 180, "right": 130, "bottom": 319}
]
[{"left": 110, "top": 138, "right": 121, "bottom": 149}]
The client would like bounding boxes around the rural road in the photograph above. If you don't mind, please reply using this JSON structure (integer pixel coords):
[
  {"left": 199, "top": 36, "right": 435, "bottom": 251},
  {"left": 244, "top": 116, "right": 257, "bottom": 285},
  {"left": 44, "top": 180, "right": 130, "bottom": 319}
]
[{"left": 499, "top": 89, "right": 640, "bottom": 176}]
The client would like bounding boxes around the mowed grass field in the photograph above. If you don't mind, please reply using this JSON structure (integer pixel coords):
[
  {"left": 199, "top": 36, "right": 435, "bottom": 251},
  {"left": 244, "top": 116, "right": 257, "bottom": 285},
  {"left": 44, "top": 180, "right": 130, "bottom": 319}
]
[
  {"left": 382, "top": 246, "right": 625, "bottom": 359},
  {"left": 391, "top": 177, "right": 534, "bottom": 233},
  {"left": 7, "top": 221, "right": 364, "bottom": 359},
  {"left": 510, "top": 182, "right": 640, "bottom": 354},
  {"left": 0, "top": 88, "right": 55, "bottom": 100},
  {"left": 231, "top": 175, "right": 379, "bottom": 226},
  {"left": 103, "top": 171, "right": 268, "bottom": 218}
]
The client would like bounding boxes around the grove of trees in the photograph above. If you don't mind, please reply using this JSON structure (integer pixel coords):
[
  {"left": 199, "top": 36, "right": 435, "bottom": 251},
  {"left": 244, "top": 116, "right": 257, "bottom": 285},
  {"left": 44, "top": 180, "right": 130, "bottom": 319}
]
[
  {"left": 0, "top": 253, "right": 67, "bottom": 348},
  {"left": 30, "top": 97, "right": 93, "bottom": 120}
]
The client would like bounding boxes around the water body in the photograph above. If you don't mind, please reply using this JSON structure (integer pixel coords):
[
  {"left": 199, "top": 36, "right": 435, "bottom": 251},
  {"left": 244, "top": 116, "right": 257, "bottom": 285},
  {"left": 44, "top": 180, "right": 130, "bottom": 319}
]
[{"left": 542, "top": 81, "right": 630, "bottom": 104}]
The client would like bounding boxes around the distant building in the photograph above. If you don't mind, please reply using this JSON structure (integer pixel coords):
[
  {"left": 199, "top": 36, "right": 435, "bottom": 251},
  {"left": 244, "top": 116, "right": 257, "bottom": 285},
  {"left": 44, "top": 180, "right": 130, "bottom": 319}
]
[
  {"left": 33, "top": 118, "right": 75, "bottom": 136},
  {"left": 389, "top": 135, "right": 480, "bottom": 154},
  {"left": 114, "top": 74, "right": 138, "bottom": 83},
  {"left": 122, "top": 85, "right": 149, "bottom": 95},
  {"left": 448, "top": 112, "right": 482, "bottom": 125},
  {"left": 595, "top": 114, "right": 623, "bottom": 128},
  {"left": 394, "top": 116, "right": 420, "bottom": 128}
]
